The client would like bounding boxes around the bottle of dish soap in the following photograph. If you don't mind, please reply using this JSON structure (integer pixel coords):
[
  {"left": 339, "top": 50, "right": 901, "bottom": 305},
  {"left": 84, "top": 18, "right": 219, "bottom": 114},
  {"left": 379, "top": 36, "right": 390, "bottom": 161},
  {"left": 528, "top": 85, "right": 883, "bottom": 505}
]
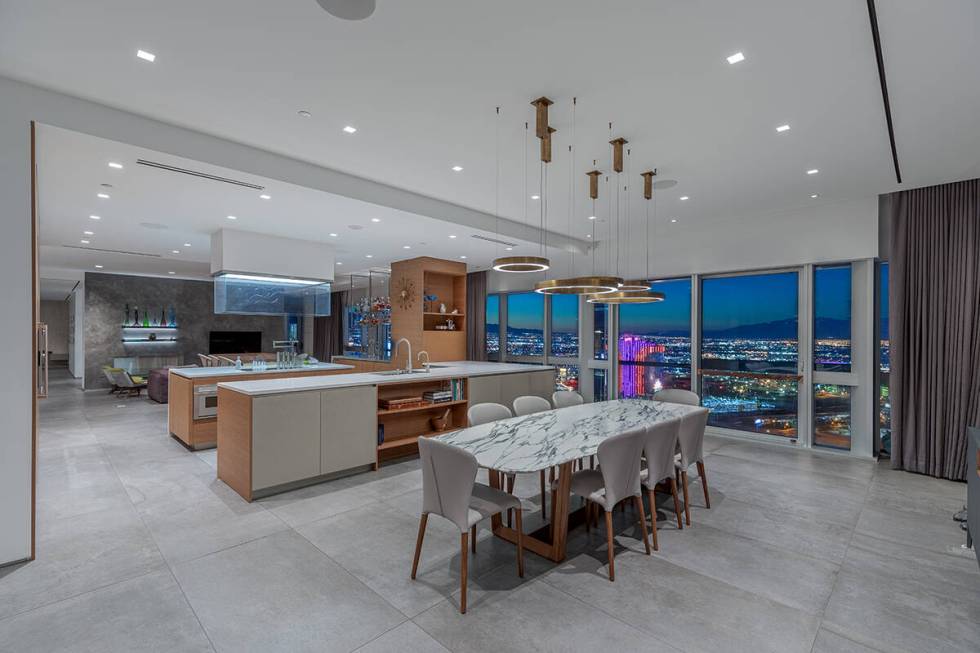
[{"left": 235, "top": 356, "right": 243, "bottom": 370}]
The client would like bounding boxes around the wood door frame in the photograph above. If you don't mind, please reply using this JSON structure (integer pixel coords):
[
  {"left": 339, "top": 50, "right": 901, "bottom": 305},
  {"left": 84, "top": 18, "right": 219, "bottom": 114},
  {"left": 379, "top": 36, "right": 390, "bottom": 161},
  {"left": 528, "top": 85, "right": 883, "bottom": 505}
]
[{"left": 30, "top": 120, "right": 38, "bottom": 560}]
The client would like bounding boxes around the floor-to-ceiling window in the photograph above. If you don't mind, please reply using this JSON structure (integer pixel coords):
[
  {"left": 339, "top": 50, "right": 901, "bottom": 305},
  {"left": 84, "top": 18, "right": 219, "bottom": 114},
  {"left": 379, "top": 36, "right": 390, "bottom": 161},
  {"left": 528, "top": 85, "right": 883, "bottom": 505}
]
[
  {"left": 485, "top": 294, "right": 500, "bottom": 361},
  {"left": 593, "top": 303, "right": 608, "bottom": 361},
  {"left": 617, "top": 278, "right": 692, "bottom": 397},
  {"left": 812, "top": 264, "right": 853, "bottom": 450},
  {"left": 878, "top": 262, "right": 891, "bottom": 455},
  {"left": 550, "top": 294, "right": 579, "bottom": 392},
  {"left": 700, "top": 271, "right": 799, "bottom": 438},
  {"left": 506, "top": 292, "right": 544, "bottom": 358}
]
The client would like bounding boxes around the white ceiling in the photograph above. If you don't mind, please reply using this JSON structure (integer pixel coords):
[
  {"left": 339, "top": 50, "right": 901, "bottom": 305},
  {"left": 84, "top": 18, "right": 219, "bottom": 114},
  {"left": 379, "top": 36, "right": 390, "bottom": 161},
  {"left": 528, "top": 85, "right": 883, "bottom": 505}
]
[
  {"left": 5, "top": 1, "right": 980, "bottom": 270},
  {"left": 37, "top": 125, "right": 572, "bottom": 278},
  {"left": 39, "top": 278, "right": 78, "bottom": 302}
]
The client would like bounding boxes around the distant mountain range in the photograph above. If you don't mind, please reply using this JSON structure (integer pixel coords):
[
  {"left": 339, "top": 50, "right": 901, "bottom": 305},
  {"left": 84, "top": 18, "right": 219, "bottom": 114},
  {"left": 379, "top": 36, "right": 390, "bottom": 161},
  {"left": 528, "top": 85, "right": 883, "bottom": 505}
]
[{"left": 703, "top": 317, "right": 849, "bottom": 340}]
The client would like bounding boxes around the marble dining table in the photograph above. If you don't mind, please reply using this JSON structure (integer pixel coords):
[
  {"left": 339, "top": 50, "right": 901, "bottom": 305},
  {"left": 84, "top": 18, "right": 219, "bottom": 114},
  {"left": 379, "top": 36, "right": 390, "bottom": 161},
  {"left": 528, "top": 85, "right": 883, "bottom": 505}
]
[{"left": 434, "top": 398, "right": 703, "bottom": 562}]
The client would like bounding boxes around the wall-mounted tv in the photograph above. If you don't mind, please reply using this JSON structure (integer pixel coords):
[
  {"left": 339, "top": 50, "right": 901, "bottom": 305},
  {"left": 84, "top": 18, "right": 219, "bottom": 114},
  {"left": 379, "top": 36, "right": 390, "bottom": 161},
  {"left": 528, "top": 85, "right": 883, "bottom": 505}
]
[{"left": 209, "top": 330, "right": 262, "bottom": 354}]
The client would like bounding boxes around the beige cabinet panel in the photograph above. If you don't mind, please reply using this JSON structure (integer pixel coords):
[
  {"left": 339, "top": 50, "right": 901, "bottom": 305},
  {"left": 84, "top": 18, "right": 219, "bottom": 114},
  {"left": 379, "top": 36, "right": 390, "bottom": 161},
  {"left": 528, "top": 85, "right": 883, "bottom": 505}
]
[
  {"left": 529, "top": 369, "right": 557, "bottom": 401},
  {"left": 500, "top": 372, "right": 532, "bottom": 411},
  {"left": 467, "top": 374, "right": 502, "bottom": 407},
  {"left": 252, "top": 391, "right": 321, "bottom": 491},
  {"left": 321, "top": 386, "right": 377, "bottom": 475}
]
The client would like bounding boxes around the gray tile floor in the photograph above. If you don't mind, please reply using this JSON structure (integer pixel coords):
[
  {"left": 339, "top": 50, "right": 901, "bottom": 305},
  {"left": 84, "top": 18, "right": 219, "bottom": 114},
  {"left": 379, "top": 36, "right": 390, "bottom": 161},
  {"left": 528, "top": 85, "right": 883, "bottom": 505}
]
[{"left": 2, "top": 370, "right": 978, "bottom": 652}]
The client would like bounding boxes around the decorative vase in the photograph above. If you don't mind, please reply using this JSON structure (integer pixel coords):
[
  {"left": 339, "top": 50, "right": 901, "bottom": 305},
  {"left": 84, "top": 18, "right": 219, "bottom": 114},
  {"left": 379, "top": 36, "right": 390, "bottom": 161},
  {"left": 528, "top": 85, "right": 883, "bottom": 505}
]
[
  {"left": 124, "top": 303, "right": 130, "bottom": 326},
  {"left": 160, "top": 308, "right": 166, "bottom": 327},
  {"left": 142, "top": 310, "right": 149, "bottom": 327},
  {"left": 132, "top": 307, "right": 140, "bottom": 327},
  {"left": 168, "top": 306, "right": 176, "bottom": 327}
]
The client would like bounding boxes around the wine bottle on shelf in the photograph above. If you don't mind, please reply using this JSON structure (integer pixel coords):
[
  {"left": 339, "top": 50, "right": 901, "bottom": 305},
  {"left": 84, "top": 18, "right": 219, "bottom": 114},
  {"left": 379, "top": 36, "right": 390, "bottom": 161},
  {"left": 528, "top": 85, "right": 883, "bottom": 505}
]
[
  {"left": 133, "top": 307, "right": 140, "bottom": 327},
  {"left": 160, "top": 307, "right": 166, "bottom": 327},
  {"left": 124, "top": 303, "right": 130, "bottom": 327},
  {"left": 142, "top": 309, "right": 149, "bottom": 327}
]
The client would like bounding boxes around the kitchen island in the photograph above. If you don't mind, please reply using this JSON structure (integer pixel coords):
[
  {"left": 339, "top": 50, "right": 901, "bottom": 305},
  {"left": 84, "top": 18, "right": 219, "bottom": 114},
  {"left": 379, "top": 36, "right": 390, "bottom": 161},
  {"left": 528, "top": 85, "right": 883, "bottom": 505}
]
[
  {"left": 168, "top": 362, "right": 354, "bottom": 450},
  {"left": 215, "top": 361, "right": 556, "bottom": 501}
]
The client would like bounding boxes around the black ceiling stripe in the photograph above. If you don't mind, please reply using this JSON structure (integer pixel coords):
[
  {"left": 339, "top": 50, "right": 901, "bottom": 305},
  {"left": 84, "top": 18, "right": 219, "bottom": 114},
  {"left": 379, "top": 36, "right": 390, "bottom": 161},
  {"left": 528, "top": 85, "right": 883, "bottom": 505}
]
[{"left": 867, "top": 0, "right": 903, "bottom": 184}]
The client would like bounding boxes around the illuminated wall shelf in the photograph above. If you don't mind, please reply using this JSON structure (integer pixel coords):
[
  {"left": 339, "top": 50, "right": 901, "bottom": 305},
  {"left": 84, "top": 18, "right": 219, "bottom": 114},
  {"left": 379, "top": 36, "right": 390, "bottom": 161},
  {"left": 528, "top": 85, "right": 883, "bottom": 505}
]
[
  {"left": 121, "top": 325, "right": 179, "bottom": 329},
  {"left": 121, "top": 338, "right": 179, "bottom": 343}
]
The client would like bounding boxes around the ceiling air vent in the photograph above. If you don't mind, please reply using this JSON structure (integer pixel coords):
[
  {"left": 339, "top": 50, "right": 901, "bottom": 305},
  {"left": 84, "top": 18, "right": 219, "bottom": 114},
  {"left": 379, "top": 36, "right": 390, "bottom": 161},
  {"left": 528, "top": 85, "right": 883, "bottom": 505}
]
[
  {"left": 136, "top": 159, "right": 265, "bottom": 190},
  {"left": 63, "top": 245, "right": 162, "bottom": 258},
  {"left": 471, "top": 234, "right": 519, "bottom": 247}
]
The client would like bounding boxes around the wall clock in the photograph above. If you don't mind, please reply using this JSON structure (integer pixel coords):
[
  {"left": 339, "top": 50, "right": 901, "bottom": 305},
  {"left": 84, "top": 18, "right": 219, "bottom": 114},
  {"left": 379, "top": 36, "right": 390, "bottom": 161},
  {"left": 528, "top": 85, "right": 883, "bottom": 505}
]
[{"left": 394, "top": 277, "right": 416, "bottom": 309}]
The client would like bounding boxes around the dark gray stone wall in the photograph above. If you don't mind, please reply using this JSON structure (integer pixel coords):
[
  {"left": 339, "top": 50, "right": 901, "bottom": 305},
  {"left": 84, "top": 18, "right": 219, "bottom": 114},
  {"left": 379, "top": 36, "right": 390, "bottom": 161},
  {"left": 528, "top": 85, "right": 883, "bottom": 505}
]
[{"left": 84, "top": 272, "right": 287, "bottom": 389}]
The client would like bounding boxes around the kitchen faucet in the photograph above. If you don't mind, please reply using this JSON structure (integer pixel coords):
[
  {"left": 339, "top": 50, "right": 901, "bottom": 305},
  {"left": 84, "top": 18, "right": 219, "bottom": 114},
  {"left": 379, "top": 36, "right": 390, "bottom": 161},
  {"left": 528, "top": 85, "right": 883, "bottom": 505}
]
[
  {"left": 417, "top": 350, "right": 430, "bottom": 372},
  {"left": 394, "top": 338, "right": 412, "bottom": 372}
]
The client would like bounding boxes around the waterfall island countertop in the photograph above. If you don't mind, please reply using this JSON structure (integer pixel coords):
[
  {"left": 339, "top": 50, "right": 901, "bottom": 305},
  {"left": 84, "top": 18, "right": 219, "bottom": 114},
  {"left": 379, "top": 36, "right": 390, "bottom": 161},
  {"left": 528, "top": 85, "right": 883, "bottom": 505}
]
[
  {"left": 216, "top": 361, "right": 556, "bottom": 396},
  {"left": 170, "top": 362, "right": 354, "bottom": 379}
]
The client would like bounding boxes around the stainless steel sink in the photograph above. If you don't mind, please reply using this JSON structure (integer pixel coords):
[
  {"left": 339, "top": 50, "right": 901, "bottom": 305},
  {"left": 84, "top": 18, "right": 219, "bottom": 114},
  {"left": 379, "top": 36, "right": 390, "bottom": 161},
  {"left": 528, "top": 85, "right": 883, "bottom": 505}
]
[{"left": 374, "top": 369, "right": 428, "bottom": 376}]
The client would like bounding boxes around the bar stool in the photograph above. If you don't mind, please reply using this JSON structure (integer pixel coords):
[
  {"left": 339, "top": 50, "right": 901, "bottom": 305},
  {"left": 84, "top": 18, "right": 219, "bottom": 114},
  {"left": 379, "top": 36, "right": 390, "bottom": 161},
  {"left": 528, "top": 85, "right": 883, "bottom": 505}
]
[{"left": 413, "top": 438, "right": 524, "bottom": 614}]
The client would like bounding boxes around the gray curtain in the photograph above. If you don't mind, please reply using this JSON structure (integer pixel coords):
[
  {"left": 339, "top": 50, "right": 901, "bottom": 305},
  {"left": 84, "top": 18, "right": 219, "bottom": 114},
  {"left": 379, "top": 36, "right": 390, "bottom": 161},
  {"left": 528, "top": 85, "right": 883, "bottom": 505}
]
[
  {"left": 313, "top": 291, "right": 347, "bottom": 362},
  {"left": 466, "top": 271, "right": 487, "bottom": 361},
  {"left": 888, "top": 178, "right": 980, "bottom": 480}
]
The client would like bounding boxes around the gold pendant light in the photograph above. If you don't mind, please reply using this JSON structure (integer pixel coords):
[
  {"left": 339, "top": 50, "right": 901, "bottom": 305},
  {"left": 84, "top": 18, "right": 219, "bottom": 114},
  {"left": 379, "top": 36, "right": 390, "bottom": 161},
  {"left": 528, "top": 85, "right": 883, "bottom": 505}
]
[{"left": 493, "top": 100, "right": 552, "bottom": 274}]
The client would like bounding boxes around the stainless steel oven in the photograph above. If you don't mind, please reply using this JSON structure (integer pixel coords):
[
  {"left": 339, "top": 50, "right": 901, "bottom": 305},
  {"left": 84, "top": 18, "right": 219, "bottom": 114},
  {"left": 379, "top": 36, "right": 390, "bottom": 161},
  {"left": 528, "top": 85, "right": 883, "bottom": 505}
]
[{"left": 193, "top": 384, "right": 219, "bottom": 420}]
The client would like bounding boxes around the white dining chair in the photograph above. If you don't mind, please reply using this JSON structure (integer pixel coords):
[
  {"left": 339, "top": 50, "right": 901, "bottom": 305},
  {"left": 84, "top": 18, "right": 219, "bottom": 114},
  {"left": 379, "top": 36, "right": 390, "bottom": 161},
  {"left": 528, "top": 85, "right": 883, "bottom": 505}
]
[
  {"left": 552, "top": 426, "right": 651, "bottom": 581},
  {"left": 513, "top": 395, "right": 554, "bottom": 518},
  {"left": 640, "top": 417, "right": 684, "bottom": 546},
  {"left": 413, "top": 438, "right": 524, "bottom": 614},
  {"left": 467, "top": 402, "right": 512, "bottom": 427},
  {"left": 674, "top": 407, "right": 711, "bottom": 525},
  {"left": 653, "top": 388, "right": 700, "bottom": 406},
  {"left": 551, "top": 390, "right": 584, "bottom": 409}
]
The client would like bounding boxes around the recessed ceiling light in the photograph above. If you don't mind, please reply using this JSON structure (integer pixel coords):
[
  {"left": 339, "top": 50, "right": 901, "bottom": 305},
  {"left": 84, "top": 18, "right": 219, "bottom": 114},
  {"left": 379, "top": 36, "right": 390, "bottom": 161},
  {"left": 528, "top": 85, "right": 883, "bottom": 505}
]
[
  {"left": 136, "top": 49, "right": 156, "bottom": 62},
  {"left": 83, "top": 230, "right": 94, "bottom": 236},
  {"left": 97, "top": 193, "right": 110, "bottom": 199},
  {"left": 329, "top": 233, "right": 338, "bottom": 237},
  {"left": 586, "top": 234, "right": 592, "bottom": 238},
  {"left": 108, "top": 162, "right": 123, "bottom": 169},
  {"left": 588, "top": 215, "right": 596, "bottom": 220},
  {"left": 342, "top": 125, "right": 357, "bottom": 134},
  {"left": 371, "top": 218, "right": 380, "bottom": 223},
  {"left": 811, "top": 194, "right": 819, "bottom": 199},
  {"left": 679, "top": 196, "right": 689, "bottom": 201},
  {"left": 226, "top": 215, "right": 237, "bottom": 220},
  {"left": 94, "top": 264, "right": 103, "bottom": 269},
  {"left": 172, "top": 249, "right": 180, "bottom": 254},
  {"left": 183, "top": 242, "right": 191, "bottom": 247},
  {"left": 671, "top": 218, "right": 678, "bottom": 223},
  {"left": 336, "top": 262, "right": 343, "bottom": 265},
  {"left": 727, "top": 51, "right": 745, "bottom": 64},
  {"left": 168, "top": 271, "right": 175, "bottom": 275},
  {"left": 298, "top": 110, "right": 312, "bottom": 118},
  {"left": 403, "top": 245, "right": 411, "bottom": 249},
  {"left": 459, "top": 255, "right": 467, "bottom": 259},
  {"left": 451, "top": 165, "right": 463, "bottom": 172},
  {"left": 80, "top": 239, "right": 90, "bottom": 244},
  {"left": 449, "top": 234, "right": 457, "bottom": 239},
  {"left": 531, "top": 195, "right": 540, "bottom": 200},
  {"left": 505, "top": 247, "right": 513, "bottom": 251},
  {"left": 89, "top": 215, "right": 101, "bottom": 220},
  {"left": 776, "top": 124, "right": 791, "bottom": 132},
  {"left": 259, "top": 194, "right": 271, "bottom": 200},
  {"left": 807, "top": 169, "right": 819, "bottom": 175},
  {"left": 365, "top": 254, "right": 373, "bottom": 258}
]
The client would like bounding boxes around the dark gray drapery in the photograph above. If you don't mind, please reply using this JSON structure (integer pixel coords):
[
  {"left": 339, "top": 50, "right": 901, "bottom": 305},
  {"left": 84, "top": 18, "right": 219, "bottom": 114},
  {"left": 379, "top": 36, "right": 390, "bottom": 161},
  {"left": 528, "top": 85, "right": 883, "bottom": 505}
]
[
  {"left": 887, "top": 178, "right": 980, "bottom": 480},
  {"left": 466, "top": 270, "right": 487, "bottom": 361},
  {"left": 313, "top": 291, "right": 347, "bottom": 362}
]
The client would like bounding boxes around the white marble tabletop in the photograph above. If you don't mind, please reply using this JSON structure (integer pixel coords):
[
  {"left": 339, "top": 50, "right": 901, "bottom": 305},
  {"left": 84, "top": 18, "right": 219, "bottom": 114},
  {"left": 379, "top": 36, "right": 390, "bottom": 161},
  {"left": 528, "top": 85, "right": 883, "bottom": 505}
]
[{"left": 434, "top": 399, "right": 704, "bottom": 473}]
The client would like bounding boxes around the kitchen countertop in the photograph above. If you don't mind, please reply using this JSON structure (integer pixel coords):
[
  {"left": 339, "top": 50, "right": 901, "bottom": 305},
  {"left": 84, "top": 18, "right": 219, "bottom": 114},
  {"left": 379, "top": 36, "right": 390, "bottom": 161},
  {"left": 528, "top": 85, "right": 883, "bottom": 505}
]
[
  {"left": 170, "top": 362, "right": 354, "bottom": 379},
  {"left": 217, "top": 361, "right": 555, "bottom": 396}
]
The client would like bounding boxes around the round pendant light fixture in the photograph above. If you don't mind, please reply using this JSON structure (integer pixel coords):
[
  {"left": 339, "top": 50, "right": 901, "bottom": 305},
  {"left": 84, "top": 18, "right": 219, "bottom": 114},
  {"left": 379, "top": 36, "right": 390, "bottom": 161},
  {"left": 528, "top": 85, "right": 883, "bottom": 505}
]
[
  {"left": 586, "top": 289, "right": 665, "bottom": 304},
  {"left": 315, "top": 0, "right": 376, "bottom": 20},
  {"left": 534, "top": 275, "right": 621, "bottom": 295},
  {"left": 494, "top": 256, "right": 551, "bottom": 273},
  {"left": 617, "top": 279, "right": 652, "bottom": 291}
]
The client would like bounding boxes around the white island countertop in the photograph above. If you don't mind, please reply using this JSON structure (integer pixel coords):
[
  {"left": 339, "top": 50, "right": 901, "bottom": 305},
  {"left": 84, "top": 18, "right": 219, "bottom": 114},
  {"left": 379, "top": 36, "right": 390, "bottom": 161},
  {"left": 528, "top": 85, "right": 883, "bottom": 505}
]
[
  {"left": 217, "top": 361, "right": 555, "bottom": 397},
  {"left": 171, "top": 362, "right": 354, "bottom": 379}
]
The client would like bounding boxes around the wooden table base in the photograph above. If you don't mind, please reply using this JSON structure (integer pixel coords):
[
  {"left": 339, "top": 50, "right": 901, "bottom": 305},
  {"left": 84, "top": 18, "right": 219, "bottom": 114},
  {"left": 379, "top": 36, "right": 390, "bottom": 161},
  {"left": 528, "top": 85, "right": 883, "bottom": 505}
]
[{"left": 488, "top": 461, "right": 580, "bottom": 563}]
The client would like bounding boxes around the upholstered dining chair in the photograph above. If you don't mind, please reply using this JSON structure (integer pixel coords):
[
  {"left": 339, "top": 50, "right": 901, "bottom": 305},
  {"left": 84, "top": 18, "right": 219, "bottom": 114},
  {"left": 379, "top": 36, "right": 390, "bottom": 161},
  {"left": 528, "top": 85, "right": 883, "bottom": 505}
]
[
  {"left": 467, "top": 402, "right": 512, "bottom": 427},
  {"left": 552, "top": 427, "right": 651, "bottom": 581},
  {"left": 551, "top": 390, "right": 584, "bottom": 409},
  {"left": 413, "top": 437, "right": 524, "bottom": 614},
  {"left": 673, "top": 407, "right": 711, "bottom": 525},
  {"left": 640, "top": 417, "right": 684, "bottom": 545},
  {"left": 513, "top": 395, "right": 554, "bottom": 518},
  {"left": 652, "top": 388, "right": 700, "bottom": 406}
]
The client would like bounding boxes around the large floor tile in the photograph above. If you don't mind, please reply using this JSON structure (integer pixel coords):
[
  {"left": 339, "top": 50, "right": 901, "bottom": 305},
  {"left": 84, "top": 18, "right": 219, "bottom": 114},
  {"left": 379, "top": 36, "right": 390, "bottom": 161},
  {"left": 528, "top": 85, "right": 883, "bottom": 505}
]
[
  {"left": 541, "top": 552, "right": 821, "bottom": 653},
  {"left": 355, "top": 621, "right": 449, "bottom": 653},
  {"left": 0, "top": 504, "right": 166, "bottom": 620},
  {"left": 414, "top": 578, "right": 669, "bottom": 653},
  {"left": 810, "top": 627, "right": 883, "bottom": 653},
  {"left": 854, "top": 502, "right": 969, "bottom": 557},
  {"left": 823, "top": 533, "right": 980, "bottom": 653},
  {"left": 0, "top": 570, "right": 213, "bottom": 652},
  {"left": 710, "top": 438, "right": 876, "bottom": 482},
  {"left": 258, "top": 477, "right": 381, "bottom": 528},
  {"left": 173, "top": 530, "right": 404, "bottom": 653}
]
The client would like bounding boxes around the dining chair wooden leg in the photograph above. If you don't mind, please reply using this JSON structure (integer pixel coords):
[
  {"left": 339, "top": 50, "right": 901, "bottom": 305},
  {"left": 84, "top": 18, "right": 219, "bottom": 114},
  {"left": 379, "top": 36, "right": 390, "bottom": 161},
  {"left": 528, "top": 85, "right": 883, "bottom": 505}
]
[
  {"left": 506, "top": 474, "right": 515, "bottom": 527},
  {"left": 539, "top": 469, "right": 547, "bottom": 516},
  {"left": 589, "top": 454, "right": 595, "bottom": 469},
  {"left": 681, "top": 469, "right": 691, "bottom": 525},
  {"left": 633, "top": 495, "right": 651, "bottom": 555},
  {"left": 584, "top": 499, "right": 591, "bottom": 533},
  {"left": 604, "top": 510, "right": 616, "bottom": 581},
  {"left": 549, "top": 487, "right": 557, "bottom": 540},
  {"left": 514, "top": 509, "right": 525, "bottom": 578},
  {"left": 668, "top": 477, "right": 683, "bottom": 530},
  {"left": 411, "top": 513, "right": 428, "bottom": 579},
  {"left": 471, "top": 525, "right": 477, "bottom": 553},
  {"left": 696, "top": 460, "right": 711, "bottom": 508},
  {"left": 459, "top": 531, "right": 468, "bottom": 614},
  {"left": 647, "top": 487, "right": 660, "bottom": 549}
]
